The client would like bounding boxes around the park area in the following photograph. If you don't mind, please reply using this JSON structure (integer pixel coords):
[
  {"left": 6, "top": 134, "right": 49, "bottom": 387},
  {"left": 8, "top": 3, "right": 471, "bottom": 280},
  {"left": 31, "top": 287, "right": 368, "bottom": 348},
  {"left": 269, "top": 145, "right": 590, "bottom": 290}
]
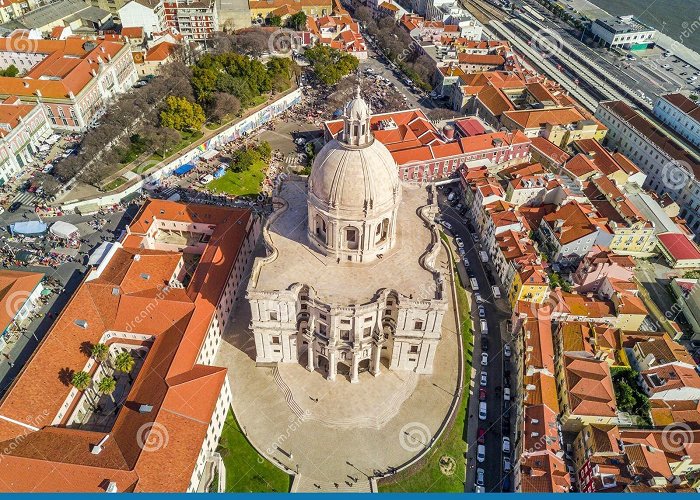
[
  {"left": 206, "top": 160, "right": 266, "bottom": 197},
  {"left": 216, "top": 411, "right": 291, "bottom": 492}
]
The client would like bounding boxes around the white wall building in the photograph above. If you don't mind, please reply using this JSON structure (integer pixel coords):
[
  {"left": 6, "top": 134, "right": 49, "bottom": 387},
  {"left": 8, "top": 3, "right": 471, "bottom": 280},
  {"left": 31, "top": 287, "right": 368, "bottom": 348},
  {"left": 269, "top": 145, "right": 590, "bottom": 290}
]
[
  {"left": 119, "top": 0, "right": 166, "bottom": 36},
  {"left": 653, "top": 93, "right": 700, "bottom": 150},
  {"left": 590, "top": 15, "right": 657, "bottom": 49}
]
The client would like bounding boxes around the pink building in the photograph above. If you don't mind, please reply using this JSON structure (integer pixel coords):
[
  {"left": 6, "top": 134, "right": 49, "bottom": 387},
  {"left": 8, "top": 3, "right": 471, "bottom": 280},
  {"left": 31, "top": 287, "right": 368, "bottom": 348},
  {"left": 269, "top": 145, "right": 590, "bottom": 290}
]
[{"left": 573, "top": 246, "right": 636, "bottom": 294}]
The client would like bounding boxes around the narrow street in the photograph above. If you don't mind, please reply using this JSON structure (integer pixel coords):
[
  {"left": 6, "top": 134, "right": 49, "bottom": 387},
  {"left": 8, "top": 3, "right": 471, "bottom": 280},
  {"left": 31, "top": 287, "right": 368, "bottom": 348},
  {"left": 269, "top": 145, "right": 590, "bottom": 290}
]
[{"left": 437, "top": 188, "right": 513, "bottom": 492}]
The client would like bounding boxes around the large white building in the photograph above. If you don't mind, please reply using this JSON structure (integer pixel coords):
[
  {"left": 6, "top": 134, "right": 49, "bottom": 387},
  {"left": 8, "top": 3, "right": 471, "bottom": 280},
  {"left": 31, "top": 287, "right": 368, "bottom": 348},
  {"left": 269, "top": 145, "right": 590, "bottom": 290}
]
[
  {"left": 589, "top": 15, "right": 657, "bottom": 50},
  {"left": 247, "top": 91, "right": 448, "bottom": 382},
  {"left": 595, "top": 100, "right": 700, "bottom": 235},
  {"left": 653, "top": 93, "right": 700, "bottom": 150}
]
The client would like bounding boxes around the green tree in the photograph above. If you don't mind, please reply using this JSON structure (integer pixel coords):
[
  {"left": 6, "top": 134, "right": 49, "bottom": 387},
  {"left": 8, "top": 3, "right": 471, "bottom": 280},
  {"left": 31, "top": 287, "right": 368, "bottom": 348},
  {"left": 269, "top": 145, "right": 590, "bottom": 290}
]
[
  {"left": 191, "top": 65, "right": 220, "bottom": 102},
  {"left": 114, "top": 351, "right": 136, "bottom": 383},
  {"left": 0, "top": 64, "right": 19, "bottom": 77},
  {"left": 96, "top": 376, "right": 117, "bottom": 403},
  {"left": 304, "top": 45, "right": 359, "bottom": 85},
  {"left": 71, "top": 371, "right": 92, "bottom": 392},
  {"left": 91, "top": 343, "right": 109, "bottom": 363},
  {"left": 268, "top": 14, "right": 282, "bottom": 26},
  {"left": 160, "top": 96, "right": 205, "bottom": 132},
  {"left": 287, "top": 11, "right": 307, "bottom": 30},
  {"left": 257, "top": 141, "right": 272, "bottom": 161}
]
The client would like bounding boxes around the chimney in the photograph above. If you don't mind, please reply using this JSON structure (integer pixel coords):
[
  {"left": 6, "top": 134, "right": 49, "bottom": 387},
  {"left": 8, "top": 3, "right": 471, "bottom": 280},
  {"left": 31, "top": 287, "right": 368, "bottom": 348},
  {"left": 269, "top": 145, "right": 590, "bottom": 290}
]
[{"left": 91, "top": 434, "right": 110, "bottom": 455}]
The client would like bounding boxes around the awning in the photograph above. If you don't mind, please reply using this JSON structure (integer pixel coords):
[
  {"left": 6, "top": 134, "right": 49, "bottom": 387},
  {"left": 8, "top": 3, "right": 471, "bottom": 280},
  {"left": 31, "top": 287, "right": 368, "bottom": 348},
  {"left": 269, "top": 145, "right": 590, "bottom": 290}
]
[
  {"left": 10, "top": 220, "right": 48, "bottom": 235},
  {"left": 213, "top": 165, "right": 226, "bottom": 179},
  {"left": 40, "top": 288, "right": 52, "bottom": 296},
  {"left": 50, "top": 220, "right": 80, "bottom": 239},
  {"left": 199, "top": 149, "right": 219, "bottom": 161},
  {"left": 88, "top": 241, "right": 113, "bottom": 267},
  {"left": 173, "top": 163, "right": 195, "bottom": 175}
]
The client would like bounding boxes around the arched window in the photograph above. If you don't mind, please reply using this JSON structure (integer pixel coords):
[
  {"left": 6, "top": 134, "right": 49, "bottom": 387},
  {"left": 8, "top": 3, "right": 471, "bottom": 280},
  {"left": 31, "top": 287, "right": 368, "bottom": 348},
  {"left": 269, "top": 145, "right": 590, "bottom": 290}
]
[{"left": 315, "top": 214, "right": 327, "bottom": 244}]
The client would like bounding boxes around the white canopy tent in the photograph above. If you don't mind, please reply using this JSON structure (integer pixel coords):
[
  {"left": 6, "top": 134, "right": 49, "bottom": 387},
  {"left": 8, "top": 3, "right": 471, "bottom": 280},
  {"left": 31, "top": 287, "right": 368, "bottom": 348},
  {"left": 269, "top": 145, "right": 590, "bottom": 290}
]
[
  {"left": 199, "top": 149, "right": 219, "bottom": 161},
  {"left": 50, "top": 220, "right": 80, "bottom": 239}
]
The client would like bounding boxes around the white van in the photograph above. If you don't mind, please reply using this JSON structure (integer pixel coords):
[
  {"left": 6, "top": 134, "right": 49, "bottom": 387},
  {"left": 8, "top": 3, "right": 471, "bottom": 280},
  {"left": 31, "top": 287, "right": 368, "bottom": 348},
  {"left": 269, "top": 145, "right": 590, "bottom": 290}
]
[
  {"left": 480, "top": 251, "right": 488, "bottom": 263},
  {"left": 480, "top": 319, "right": 488, "bottom": 334},
  {"left": 470, "top": 277, "right": 479, "bottom": 290},
  {"left": 199, "top": 174, "right": 214, "bottom": 185},
  {"left": 492, "top": 286, "right": 501, "bottom": 299}
]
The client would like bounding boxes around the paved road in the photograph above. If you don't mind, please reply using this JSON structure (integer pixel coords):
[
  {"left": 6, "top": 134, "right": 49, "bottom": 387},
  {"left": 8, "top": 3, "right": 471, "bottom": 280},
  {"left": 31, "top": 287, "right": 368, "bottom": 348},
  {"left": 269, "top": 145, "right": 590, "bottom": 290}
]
[{"left": 437, "top": 189, "right": 513, "bottom": 492}]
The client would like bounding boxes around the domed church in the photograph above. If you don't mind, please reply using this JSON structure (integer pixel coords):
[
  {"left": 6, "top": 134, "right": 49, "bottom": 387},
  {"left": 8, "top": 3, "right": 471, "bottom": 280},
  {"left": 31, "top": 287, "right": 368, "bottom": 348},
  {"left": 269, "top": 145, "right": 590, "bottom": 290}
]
[
  {"left": 246, "top": 91, "right": 447, "bottom": 383},
  {"left": 308, "top": 88, "right": 401, "bottom": 262}
]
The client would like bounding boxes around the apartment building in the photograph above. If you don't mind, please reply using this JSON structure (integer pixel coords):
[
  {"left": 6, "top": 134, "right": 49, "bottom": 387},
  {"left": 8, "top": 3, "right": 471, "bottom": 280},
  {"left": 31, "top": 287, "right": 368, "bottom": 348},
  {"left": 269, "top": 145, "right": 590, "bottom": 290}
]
[
  {"left": 0, "top": 95, "right": 52, "bottom": 185},
  {"left": 0, "top": 0, "right": 38, "bottom": 24},
  {"left": 589, "top": 15, "right": 657, "bottom": 50},
  {"left": 248, "top": 0, "right": 332, "bottom": 21},
  {"left": 538, "top": 202, "right": 605, "bottom": 269},
  {"left": 595, "top": 100, "right": 700, "bottom": 234},
  {"left": 163, "top": 0, "right": 218, "bottom": 41},
  {"left": 653, "top": 93, "right": 700, "bottom": 150}
]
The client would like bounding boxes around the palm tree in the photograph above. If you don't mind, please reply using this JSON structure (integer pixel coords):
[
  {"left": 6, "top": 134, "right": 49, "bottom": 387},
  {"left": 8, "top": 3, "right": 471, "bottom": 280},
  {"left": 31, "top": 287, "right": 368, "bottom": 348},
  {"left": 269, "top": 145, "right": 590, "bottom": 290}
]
[
  {"left": 71, "top": 371, "right": 91, "bottom": 392},
  {"left": 91, "top": 343, "right": 109, "bottom": 363},
  {"left": 96, "top": 376, "right": 117, "bottom": 404},
  {"left": 114, "top": 351, "right": 136, "bottom": 383}
]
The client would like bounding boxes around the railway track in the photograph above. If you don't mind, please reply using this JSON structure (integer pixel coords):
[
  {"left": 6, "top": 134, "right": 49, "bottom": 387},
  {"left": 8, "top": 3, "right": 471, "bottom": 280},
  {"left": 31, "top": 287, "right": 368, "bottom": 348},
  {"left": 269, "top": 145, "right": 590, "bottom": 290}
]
[{"left": 461, "top": 0, "right": 508, "bottom": 24}]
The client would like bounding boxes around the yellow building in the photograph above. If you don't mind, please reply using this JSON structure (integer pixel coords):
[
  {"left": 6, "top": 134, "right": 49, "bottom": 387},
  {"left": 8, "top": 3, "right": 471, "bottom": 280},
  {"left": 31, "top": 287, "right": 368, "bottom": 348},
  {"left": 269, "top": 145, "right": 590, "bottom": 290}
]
[
  {"left": 248, "top": 0, "right": 333, "bottom": 21},
  {"left": 508, "top": 264, "right": 549, "bottom": 309},
  {"left": 611, "top": 292, "right": 649, "bottom": 331},
  {"left": 501, "top": 107, "right": 607, "bottom": 148}
]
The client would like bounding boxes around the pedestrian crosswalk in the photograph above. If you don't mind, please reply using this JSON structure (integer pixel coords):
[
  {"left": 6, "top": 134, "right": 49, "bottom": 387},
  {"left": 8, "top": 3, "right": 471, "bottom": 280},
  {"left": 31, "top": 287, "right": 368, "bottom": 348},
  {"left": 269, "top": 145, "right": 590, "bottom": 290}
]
[{"left": 11, "top": 192, "right": 37, "bottom": 206}]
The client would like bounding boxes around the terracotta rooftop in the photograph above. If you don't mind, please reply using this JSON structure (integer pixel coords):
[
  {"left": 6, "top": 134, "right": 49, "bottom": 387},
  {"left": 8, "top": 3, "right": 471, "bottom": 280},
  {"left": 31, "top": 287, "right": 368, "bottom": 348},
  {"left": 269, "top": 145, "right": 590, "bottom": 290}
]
[
  {"left": 563, "top": 352, "right": 617, "bottom": 417},
  {"left": 0, "top": 199, "right": 253, "bottom": 492},
  {"left": 0, "top": 270, "right": 44, "bottom": 331},
  {"left": 529, "top": 136, "right": 570, "bottom": 164}
]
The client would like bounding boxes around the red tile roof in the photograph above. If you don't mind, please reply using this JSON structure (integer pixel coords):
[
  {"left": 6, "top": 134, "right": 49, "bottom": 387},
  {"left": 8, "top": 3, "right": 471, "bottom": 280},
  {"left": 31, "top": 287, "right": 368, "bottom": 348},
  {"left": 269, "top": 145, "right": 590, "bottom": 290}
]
[
  {"left": 657, "top": 232, "right": 700, "bottom": 261},
  {"left": 0, "top": 200, "right": 253, "bottom": 492}
]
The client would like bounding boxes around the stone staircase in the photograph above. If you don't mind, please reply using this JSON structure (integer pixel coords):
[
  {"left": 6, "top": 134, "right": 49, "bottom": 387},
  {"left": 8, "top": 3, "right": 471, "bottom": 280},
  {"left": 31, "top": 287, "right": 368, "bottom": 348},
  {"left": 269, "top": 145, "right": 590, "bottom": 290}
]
[
  {"left": 272, "top": 366, "right": 418, "bottom": 430},
  {"left": 293, "top": 474, "right": 372, "bottom": 492}
]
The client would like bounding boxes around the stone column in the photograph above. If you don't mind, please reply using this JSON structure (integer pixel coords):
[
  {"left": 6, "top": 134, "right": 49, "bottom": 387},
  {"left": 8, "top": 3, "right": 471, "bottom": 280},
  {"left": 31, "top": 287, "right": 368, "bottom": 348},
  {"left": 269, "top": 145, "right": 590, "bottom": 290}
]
[
  {"left": 351, "top": 353, "right": 359, "bottom": 384},
  {"left": 371, "top": 343, "right": 382, "bottom": 377},
  {"left": 328, "top": 350, "right": 337, "bottom": 381},
  {"left": 306, "top": 340, "right": 315, "bottom": 372}
]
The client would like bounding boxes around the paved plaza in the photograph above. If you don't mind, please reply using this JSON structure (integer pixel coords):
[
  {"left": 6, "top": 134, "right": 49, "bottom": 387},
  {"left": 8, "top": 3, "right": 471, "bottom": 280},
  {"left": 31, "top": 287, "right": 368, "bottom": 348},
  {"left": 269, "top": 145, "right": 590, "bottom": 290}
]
[{"left": 216, "top": 240, "right": 461, "bottom": 491}]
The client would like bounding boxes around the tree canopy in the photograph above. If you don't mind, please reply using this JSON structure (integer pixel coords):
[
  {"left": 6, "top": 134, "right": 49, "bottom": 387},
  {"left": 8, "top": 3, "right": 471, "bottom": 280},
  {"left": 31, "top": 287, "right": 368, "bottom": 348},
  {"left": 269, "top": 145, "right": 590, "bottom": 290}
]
[
  {"left": 160, "top": 96, "right": 206, "bottom": 131},
  {"left": 304, "top": 45, "right": 359, "bottom": 85}
]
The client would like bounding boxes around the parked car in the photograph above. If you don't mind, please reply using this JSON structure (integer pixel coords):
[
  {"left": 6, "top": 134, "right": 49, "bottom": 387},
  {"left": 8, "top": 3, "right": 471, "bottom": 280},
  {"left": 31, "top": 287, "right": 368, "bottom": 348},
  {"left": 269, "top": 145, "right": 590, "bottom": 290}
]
[
  {"left": 478, "top": 305, "right": 486, "bottom": 318},
  {"left": 441, "top": 220, "right": 453, "bottom": 231},
  {"left": 477, "top": 443, "right": 486, "bottom": 461},
  {"left": 481, "top": 335, "right": 489, "bottom": 351},
  {"left": 474, "top": 293, "right": 483, "bottom": 303},
  {"left": 480, "top": 371, "right": 487, "bottom": 387},
  {"left": 476, "top": 468, "right": 485, "bottom": 487},
  {"left": 502, "top": 436, "right": 511, "bottom": 453},
  {"left": 481, "top": 352, "right": 488, "bottom": 366},
  {"left": 477, "top": 427, "right": 487, "bottom": 444},
  {"left": 478, "top": 402, "right": 487, "bottom": 421},
  {"left": 503, "top": 456, "right": 512, "bottom": 472},
  {"left": 504, "top": 387, "right": 511, "bottom": 401},
  {"left": 480, "top": 319, "right": 488, "bottom": 334},
  {"left": 455, "top": 236, "right": 464, "bottom": 248},
  {"left": 504, "top": 343, "right": 511, "bottom": 357},
  {"left": 479, "top": 388, "right": 487, "bottom": 401}
]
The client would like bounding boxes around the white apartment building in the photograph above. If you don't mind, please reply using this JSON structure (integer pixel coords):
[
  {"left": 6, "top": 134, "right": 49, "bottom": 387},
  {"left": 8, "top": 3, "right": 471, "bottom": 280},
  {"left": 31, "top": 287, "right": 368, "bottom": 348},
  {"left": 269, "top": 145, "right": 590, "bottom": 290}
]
[
  {"left": 653, "top": 93, "right": 700, "bottom": 150},
  {"left": 0, "top": 97, "right": 51, "bottom": 185},
  {"left": 119, "top": 0, "right": 166, "bottom": 35}
]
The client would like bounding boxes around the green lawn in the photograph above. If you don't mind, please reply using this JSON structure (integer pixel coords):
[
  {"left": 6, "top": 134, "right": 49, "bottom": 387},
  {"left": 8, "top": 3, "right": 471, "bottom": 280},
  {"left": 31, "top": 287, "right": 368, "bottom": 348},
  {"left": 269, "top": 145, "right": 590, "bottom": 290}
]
[
  {"left": 379, "top": 234, "right": 473, "bottom": 492},
  {"left": 217, "top": 410, "right": 291, "bottom": 492},
  {"left": 132, "top": 160, "right": 159, "bottom": 174},
  {"left": 103, "top": 177, "right": 127, "bottom": 191},
  {"left": 206, "top": 160, "right": 266, "bottom": 197}
]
